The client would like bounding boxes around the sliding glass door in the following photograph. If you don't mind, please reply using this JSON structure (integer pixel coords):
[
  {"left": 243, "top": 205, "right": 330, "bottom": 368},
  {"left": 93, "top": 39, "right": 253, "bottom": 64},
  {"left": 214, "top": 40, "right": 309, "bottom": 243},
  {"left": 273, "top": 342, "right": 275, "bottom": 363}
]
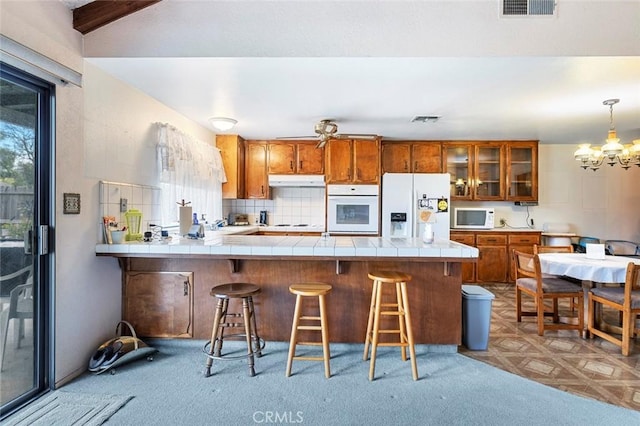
[{"left": 0, "top": 63, "right": 53, "bottom": 416}]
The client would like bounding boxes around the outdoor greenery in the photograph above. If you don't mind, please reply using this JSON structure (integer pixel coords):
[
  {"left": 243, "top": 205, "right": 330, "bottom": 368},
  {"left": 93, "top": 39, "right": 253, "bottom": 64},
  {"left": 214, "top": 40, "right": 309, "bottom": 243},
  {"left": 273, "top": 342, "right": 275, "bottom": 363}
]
[
  {"left": 0, "top": 123, "right": 34, "bottom": 240},
  {"left": 0, "top": 124, "right": 34, "bottom": 187}
]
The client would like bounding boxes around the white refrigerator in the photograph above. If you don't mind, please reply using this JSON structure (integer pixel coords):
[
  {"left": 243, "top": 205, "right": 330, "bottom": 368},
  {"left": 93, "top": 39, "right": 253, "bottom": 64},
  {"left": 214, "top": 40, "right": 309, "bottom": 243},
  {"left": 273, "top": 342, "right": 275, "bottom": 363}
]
[{"left": 381, "top": 173, "right": 451, "bottom": 240}]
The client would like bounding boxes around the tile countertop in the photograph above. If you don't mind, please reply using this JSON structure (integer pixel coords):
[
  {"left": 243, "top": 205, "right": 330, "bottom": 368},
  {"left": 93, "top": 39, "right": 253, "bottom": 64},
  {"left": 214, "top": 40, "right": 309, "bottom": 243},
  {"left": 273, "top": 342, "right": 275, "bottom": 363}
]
[
  {"left": 96, "top": 235, "right": 479, "bottom": 259},
  {"left": 450, "top": 228, "right": 541, "bottom": 232}
]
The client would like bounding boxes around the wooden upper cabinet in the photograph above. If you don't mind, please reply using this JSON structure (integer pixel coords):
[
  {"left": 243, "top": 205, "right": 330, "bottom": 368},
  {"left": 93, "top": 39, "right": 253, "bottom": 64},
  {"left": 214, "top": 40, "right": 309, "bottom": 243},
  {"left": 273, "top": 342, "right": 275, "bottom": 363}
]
[
  {"left": 506, "top": 141, "right": 538, "bottom": 202},
  {"left": 325, "top": 138, "right": 380, "bottom": 184},
  {"left": 325, "top": 139, "right": 352, "bottom": 183},
  {"left": 381, "top": 142, "right": 442, "bottom": 174},
  {"left": 217, "top": 135, "right": 245, "bottom": 199},
  {"left": 474, "top": 143, "right": 505, "bottom": 201},
  {"left": 296, "top": 142, "right": 324, "bottom": 174},
  {"left": 444, "top": 143, "right": 473, "bottom": 200},
  {"left": 268, "top": 142, "right": 296, "bottom": 174},
  {"left": 444, "top": 141, "right": 510, "bottom": 201},
  {"left": 353, "top": 139, "right": 380, "bottom": 183},
  {"left": 381, "top": 143, "right": 411, "bottom": 173},
  {"left": 245, "top": 141, "right": 270, "bottom": 199},
  {"left": 412, "top": 143, "right": 442, "bottom": 173},
  {"left": 268, "top": 141, "right": 324, "bottom": 175}
]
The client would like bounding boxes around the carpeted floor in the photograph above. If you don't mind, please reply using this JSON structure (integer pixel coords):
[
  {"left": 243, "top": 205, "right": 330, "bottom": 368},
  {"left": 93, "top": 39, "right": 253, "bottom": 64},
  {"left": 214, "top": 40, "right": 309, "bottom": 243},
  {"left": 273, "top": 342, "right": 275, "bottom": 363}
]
[{"left": 51, "top": 339, "right": 639, "bottom": 426}]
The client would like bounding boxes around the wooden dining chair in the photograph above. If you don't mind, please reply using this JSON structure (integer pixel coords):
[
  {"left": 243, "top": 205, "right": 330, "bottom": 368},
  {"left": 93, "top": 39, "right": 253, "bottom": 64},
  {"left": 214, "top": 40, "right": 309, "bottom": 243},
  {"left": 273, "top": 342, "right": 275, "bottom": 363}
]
[
  {"left": 533, "top": 245, "right": 574, "bottom": 255},
  {"left": 588, "top": 262, "right": 640, "bottom": 356},
  {"left": 533, "top": 245, "right": 580, "bottom": 311},
  {"left": 513, "top": 250, "right": 584, "bottom": 336}
]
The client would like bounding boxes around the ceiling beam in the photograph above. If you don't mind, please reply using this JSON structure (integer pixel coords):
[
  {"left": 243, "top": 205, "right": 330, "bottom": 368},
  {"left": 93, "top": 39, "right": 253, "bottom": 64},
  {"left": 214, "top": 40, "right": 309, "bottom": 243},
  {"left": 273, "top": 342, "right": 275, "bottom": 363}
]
[{"left": 73, "top": 0, "right": 162, "bottom": 34}]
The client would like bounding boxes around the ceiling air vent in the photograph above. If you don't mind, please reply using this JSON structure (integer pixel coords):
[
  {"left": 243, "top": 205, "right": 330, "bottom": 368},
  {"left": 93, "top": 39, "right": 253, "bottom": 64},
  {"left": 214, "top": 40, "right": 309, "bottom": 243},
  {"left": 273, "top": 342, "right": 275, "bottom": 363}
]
[
  {"left": 502, "top": 0, "right": 556, "bottom": 16},
  {"left": 411, "top": 116, "right": 440, "bottom": 123}
]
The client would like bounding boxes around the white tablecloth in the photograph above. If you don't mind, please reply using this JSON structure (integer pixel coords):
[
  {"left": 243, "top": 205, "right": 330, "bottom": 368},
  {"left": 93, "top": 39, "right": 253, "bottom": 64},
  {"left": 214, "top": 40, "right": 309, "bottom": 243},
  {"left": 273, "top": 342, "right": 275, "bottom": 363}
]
[{"left": 537, "top": 253, "right": 640, "bottom": 283}]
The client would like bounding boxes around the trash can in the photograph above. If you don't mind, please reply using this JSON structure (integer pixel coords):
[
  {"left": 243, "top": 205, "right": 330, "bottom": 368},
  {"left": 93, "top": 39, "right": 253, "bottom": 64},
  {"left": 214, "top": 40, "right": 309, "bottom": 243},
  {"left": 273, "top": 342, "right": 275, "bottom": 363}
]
[{"left": 461, "top": 285, "right": 495, "bottom": 350}]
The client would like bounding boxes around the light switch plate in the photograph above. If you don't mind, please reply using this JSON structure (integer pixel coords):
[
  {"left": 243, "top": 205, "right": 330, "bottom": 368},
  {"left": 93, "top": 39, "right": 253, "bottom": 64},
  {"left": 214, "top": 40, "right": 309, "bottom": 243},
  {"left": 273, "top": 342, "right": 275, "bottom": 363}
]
[
  {"left": 120, "top": 198, "right": 128, "bottom": 212},
  {"left": 63, "top": 193, "right": 81, "bottom": 214}
]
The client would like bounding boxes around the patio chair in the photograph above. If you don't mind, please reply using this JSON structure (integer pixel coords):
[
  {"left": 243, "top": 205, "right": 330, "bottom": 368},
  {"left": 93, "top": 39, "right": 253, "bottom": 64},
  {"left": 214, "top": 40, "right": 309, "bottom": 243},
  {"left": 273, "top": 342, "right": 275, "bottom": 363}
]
[{"left": 0, "top": 266, "right": 33, "bottom": 371}]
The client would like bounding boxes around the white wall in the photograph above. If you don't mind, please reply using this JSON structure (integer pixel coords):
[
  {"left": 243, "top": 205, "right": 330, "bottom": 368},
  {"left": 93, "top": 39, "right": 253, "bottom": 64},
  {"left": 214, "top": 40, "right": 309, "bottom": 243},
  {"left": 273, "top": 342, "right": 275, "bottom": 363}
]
[
  {"left": 1, "top": 1, "right": 216, "bottom": 387},
  {"left": 456, "top": 144, "right": 640, "bottom": 242}
]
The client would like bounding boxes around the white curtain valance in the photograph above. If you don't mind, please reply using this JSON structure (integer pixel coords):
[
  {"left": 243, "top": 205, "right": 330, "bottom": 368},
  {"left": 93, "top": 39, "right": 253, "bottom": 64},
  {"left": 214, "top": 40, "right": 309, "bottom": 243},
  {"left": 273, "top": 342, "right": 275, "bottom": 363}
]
[{"left": 155, "top": 122, "right": 226, "bottom": 224}]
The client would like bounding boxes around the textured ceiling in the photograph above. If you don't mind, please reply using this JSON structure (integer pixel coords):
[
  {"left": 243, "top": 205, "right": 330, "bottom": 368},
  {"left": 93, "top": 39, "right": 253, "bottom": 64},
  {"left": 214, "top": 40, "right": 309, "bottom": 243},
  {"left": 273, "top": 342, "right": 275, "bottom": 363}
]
[
  {"left": 68, "top": 1, "right": 640, "bottom": 145},
  {"left": 60, "top": 0, "right": 92, "bottom": 9}
]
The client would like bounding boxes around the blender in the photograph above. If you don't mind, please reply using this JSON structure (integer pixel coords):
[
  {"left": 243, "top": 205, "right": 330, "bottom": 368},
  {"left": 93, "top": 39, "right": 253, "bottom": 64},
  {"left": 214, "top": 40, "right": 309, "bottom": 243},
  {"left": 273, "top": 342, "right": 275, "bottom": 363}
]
[{"left": 124, "top": 209, "right": 143, "bottom": 241}]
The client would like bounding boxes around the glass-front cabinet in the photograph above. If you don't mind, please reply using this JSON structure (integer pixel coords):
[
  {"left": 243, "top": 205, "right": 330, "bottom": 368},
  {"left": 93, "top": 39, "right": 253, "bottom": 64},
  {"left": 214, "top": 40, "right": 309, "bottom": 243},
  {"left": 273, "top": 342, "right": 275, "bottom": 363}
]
[
  {"left": 474, "top": 143, "right": 505, "bottom": 200},
  {"left": 506, "top": 142, "right": 538, "bottom": 202},
  {"left": 445, "top": 142, "right": 504, "bottom": 200},
  {"left": 444, "top": 143, "right": 472, "bottom": 199}
]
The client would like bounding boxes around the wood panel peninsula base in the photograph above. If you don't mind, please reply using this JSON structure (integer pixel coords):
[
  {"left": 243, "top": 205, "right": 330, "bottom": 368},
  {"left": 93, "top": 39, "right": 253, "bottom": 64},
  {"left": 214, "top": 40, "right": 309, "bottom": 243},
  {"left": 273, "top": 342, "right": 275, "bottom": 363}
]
[{"left": 96, "top": 236, "right": 478, "bottom": 350}]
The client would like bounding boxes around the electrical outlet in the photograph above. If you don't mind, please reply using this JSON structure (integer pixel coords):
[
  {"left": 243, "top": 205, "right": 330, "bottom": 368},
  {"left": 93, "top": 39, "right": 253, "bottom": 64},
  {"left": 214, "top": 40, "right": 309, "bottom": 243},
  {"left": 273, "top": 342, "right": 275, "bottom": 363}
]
[
  {"left": 120, "top": 198, "right": 128, "bottom": 212},
  {"left": 499, "top": 218, "right": 506, "bottom": 226}
]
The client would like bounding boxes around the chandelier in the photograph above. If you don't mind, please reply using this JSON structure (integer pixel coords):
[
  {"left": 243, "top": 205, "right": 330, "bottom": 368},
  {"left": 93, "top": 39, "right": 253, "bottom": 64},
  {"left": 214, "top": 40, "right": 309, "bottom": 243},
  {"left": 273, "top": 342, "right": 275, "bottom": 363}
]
[{"left": 574, "top": 99, "right": 640, "bottom": 171}]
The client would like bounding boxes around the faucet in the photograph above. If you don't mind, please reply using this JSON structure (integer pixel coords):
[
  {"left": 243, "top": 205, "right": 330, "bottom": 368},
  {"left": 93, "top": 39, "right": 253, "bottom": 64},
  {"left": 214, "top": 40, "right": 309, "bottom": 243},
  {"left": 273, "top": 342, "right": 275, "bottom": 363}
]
[{"left": 211, "top": 219, "right": 226, "bottom": 230}]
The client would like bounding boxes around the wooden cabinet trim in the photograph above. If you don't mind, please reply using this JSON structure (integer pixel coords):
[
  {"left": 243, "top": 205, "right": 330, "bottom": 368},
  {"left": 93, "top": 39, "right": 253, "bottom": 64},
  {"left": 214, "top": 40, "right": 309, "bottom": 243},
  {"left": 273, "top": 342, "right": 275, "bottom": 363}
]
[{"left": 476, "top": 234, "right": 508, "bottom": 245}]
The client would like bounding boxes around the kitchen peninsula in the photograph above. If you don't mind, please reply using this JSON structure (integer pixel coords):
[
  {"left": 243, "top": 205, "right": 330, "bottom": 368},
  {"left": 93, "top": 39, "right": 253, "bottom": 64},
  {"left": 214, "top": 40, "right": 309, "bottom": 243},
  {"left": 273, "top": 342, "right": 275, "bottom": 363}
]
[{"left": 96, "top": 233, "right": 478, "bottom": 350}]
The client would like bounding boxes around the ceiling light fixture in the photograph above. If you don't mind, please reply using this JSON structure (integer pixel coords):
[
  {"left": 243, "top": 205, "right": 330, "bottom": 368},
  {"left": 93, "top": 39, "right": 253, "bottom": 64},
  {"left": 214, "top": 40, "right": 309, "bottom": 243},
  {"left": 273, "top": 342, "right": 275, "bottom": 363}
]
[
  {"left": 209, "top": 117, "right": 237, "bottom": 132},
  {"left": 574, "top": 99, "right": 640, "bottom": 171}
]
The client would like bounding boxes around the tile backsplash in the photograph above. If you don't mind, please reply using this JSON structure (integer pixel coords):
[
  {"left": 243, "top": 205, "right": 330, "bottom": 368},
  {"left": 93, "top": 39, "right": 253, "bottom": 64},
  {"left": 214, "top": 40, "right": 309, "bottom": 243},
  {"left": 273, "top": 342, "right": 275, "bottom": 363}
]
[
  {"left": 99, "top": 181, "right": 162, "bottom": 235},
  {"left": 223, "top": 187, "right": 326, "bottom": 227}
]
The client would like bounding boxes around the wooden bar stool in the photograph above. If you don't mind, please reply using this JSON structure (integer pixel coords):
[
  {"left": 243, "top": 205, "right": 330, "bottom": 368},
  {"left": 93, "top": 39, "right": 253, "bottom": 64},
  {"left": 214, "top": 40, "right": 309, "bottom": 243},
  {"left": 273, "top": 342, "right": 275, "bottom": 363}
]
[
  {"left": 286, "top": 283, "right": 332, "bottom": 378},
  {"left": 363, "top": 271, "right": 418, "bottom": 381},
  {"left": 203, "top": 283, "right": 264, "bottom": 377}
]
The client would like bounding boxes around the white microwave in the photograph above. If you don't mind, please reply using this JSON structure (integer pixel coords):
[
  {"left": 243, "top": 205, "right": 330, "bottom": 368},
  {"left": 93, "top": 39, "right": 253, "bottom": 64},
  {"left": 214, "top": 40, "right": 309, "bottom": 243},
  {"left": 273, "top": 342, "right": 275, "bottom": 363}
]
[{"left": 453, "top": 208, "right": 495, "bottom": 229}]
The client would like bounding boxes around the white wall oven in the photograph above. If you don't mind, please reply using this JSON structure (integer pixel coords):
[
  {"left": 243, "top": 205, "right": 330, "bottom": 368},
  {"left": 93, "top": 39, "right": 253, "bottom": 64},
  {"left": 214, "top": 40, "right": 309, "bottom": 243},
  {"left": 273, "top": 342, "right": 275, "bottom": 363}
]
[{"left": 327, "top": 184, "right": 379, "bottom": 235}]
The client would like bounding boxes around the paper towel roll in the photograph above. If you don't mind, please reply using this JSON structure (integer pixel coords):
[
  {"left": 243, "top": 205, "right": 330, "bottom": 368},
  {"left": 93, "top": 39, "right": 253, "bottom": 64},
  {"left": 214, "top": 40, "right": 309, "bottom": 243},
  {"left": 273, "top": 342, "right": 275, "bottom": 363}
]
[{"left": 180, "top": 206, "right": 193, "bottom": 236}]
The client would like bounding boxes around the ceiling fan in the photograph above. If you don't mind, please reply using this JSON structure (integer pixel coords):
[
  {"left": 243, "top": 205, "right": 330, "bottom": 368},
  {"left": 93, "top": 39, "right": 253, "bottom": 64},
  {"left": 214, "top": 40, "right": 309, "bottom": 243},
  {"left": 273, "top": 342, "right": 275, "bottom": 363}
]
[{"left": 277, "top": 119, "right": 378, "bottom": 148}]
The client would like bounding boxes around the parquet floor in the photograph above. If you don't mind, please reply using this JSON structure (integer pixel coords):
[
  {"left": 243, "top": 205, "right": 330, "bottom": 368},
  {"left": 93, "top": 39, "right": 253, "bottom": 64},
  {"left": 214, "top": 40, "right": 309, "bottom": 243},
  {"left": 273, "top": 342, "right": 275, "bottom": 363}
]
[{"left": 460, "top": 284, "right": 640, "bottom": 411}]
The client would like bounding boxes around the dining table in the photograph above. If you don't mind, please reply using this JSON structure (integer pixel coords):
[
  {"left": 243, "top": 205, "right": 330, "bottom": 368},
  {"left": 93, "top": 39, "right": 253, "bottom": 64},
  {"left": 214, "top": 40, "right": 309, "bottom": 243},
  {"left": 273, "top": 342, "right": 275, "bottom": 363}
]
[
  {"left": 537, "top": 253, "right": 640, "bottom": 333},
  {"left": 537, "top": 253, "right": 640, "bottom": 284}
]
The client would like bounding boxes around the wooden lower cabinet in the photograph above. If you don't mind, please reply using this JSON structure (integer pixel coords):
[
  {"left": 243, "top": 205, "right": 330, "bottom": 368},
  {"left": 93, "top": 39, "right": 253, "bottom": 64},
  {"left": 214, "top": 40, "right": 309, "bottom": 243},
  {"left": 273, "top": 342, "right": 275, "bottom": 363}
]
[
  {"left": 123, "top": 271, "right": 194, "bottom": 338},
  {"left": 476, "top": 234, "right": 508, "bottom": 283},
  {"left": 451, "top": 230, "right": 541, "bottom": 283},
  {"left": 507, "top": 233, "right": 541, "bottom": 281},
  {"left": 449, "top": 232, "right": 476, "bottom": 283},
  {"left": 119, "top": 257, "right": 462, "bottom": 344}
]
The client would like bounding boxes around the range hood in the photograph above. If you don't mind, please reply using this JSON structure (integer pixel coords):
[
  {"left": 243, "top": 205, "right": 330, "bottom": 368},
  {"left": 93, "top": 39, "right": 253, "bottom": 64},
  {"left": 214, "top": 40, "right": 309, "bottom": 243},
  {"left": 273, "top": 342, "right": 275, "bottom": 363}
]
[{"left": 268, "top": 174, "right": 325, "bottom": 187}]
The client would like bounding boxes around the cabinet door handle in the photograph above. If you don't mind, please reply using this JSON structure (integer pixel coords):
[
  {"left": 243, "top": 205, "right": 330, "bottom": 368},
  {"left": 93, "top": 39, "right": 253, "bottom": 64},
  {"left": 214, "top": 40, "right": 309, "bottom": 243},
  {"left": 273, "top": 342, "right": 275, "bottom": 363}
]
[
  {"left": 183, "top": 280, "right": 189, "bottom": 296},
  {"left": 299, "top": 161, "right": 303, "bottom": 170},
  {"left": 290, "top": 160, "right": 294, "bottom": 171},
  {"left": 261, "top": 185, "right": 264, "bottom": 195},
  {"left": 414, "top": 161, "right": 418, "bottom": 171}
]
